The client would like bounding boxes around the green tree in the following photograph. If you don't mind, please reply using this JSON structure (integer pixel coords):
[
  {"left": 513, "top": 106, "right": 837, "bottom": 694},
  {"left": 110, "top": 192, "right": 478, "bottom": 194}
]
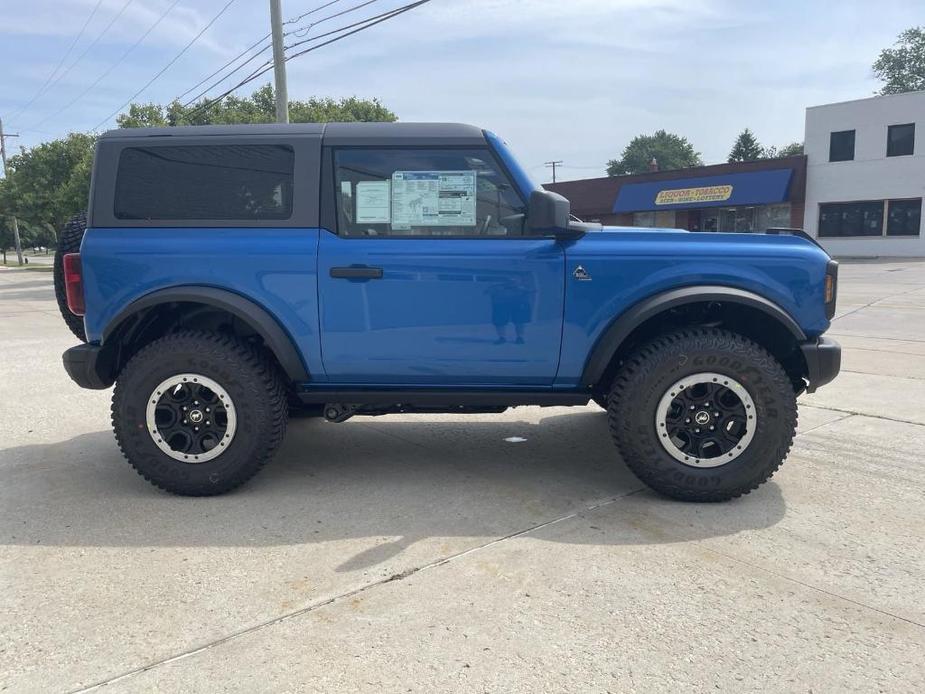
[
  {"left": 873, "top": 26, "right": 925, "bottom": 95},
  {"left": 0, "top": 86, "right": 398, "bottom": 235},
  {"left": 776, "top": 141, "right": 804, "bottom": 157},
  {"left": 116, "top": 84, "right": 397, "bottom": 128},
  {"left": 117, "top": 103, "right": 169, "bottom": 128},
  {"left": 728, "top": 128, "right": 764, "bottom": 162},
  {"left": 764, "top": 142, "right": 804, "bottom": 159},
  {"left": 0, "top": 133, "right": 96, "bottom": 232},
  {"left": 0, "top": 217, "right": 13, "bottom": 264},
  {"left": 607, "top": 130, "right": 702, "bottom": 176}
]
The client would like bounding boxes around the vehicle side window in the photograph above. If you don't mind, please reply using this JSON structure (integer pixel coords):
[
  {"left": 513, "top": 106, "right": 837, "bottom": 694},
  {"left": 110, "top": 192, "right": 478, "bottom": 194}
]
[
  {"left": 114, "top": 144, "right": 294, "bottom": 221},
  {"left": 333, "top": 148, "right": 526, "bottom": 237}
]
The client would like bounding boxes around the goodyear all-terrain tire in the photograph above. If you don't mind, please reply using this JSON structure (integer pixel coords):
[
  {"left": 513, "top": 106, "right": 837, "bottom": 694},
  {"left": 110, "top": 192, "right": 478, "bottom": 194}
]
[
  {"left": 53, "top": 212, "right": 88, "bottom": 342},
  {"left": 608, "top": 328, "right": 797, "bottom": 502},
  {"left": 112, "top": 331, "right": 287, "bottom": 496}
]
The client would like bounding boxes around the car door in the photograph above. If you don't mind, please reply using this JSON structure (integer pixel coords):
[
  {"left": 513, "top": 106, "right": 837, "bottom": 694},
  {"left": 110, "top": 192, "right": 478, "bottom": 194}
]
[{"left": 317, "top": 146, "right": 565, "bottom": 386}]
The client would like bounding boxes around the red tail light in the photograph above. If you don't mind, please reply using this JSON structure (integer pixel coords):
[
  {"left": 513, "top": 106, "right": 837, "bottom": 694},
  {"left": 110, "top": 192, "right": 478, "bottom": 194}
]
[{"left": 62, "top": 253, "right": 85, "bottom": 316}]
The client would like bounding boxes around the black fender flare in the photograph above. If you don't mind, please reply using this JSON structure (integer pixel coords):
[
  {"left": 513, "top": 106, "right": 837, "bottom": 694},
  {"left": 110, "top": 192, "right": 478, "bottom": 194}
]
[
  {"left": 102, "top": 286, "right": 309, "bottom": 382},
  {"left": 580, "top": 285, "right": 807, "bottom": 387}
]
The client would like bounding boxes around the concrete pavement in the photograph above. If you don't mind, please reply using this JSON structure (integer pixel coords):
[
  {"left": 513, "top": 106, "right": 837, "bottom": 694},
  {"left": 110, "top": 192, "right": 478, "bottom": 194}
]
[{"left": 1, "top": 261, "right": 923, "bottom": 692}]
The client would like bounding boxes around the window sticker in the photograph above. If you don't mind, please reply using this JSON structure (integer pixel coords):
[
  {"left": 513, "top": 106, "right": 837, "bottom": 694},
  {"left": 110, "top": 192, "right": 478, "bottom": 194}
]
[
  {"left": 391, "top": 171, "right": 476, "bottom": 227},
  {"left": 355, "top": 180, "right": 391, "bottom": 223}
]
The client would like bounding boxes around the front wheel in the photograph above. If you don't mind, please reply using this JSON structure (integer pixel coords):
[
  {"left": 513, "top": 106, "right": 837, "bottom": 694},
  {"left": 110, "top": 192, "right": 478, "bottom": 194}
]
[
  {"left": 608, "top": 328, "right": 797, "bottom": 502},
  {"left": 112, "top": 331, "right": 287, "bottom": 496}
]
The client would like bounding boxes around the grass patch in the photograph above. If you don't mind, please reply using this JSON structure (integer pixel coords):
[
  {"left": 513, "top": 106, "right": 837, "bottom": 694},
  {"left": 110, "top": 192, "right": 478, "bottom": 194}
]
[{"left": 0, "top": 264, "right": 53, "bottom": 272}]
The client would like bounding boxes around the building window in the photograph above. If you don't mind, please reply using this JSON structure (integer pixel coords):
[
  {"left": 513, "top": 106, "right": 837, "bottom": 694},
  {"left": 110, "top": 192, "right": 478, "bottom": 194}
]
[
  {"left": 829, "top": 130, "right": 855, "bottom": 162},
  {"left": 887, "top": 123, "right": 915, "bottom": 157},
  {"left": 757, "top": 204, "right": 792, "bottom": 231},
  {"left": 633, "top": 211, "right": 656, "bottom": 227},
  {"left": 818, "top": 201, "right": 884, "bottom": 237},
  {"left": 886, "top": 199, "right": 922, "bottom": 236}
]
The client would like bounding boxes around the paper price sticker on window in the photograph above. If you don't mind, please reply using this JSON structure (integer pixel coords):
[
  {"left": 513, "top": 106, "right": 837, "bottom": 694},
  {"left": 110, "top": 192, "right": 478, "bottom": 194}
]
[
  {"left": 391, "top": 171, "right": 476, "bottom": 227},
  {"left": 355, "top": 181, "right": 391, "bottom": 223}
]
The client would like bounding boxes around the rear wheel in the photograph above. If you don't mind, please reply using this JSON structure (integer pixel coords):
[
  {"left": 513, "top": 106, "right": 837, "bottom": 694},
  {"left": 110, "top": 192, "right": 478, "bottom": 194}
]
[
  {"left": 608, "top": 328, "right": 797, "bottom": 502},
  {"left": 53, "top": 212, "right": 88, "bottom": 342},
  {"left": 112, "top": 331, "right": 287, "bottom": 496}
]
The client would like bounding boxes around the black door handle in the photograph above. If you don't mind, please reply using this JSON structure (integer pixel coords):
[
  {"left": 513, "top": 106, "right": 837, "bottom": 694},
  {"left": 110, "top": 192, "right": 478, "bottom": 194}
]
[{"left": 330, "top": 266, "right": 383, "bottom": 280}]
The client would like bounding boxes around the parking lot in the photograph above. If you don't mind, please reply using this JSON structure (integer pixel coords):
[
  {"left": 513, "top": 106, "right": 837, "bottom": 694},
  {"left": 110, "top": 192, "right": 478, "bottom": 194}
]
[{"left": 1, "top": 259, "right": 923, "bottom": 693}]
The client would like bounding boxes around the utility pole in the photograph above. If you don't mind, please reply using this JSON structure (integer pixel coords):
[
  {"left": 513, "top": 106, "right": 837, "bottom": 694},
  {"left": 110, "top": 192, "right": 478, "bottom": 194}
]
[
  {"left": 544, "top": 160, "right": 563, "bottom": 184},
  {"left": 269, "top": 0, "right": 289, "bottom": 124},
  {"left": 0, "top": 116, "right": 24, "bottom": 266}
]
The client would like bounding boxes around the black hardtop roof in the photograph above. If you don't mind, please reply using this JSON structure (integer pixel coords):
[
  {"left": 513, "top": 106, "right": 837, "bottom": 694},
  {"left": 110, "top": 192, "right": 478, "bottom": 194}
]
[{"left": 100, "top": 122, "right": 486, "bottom": 145}]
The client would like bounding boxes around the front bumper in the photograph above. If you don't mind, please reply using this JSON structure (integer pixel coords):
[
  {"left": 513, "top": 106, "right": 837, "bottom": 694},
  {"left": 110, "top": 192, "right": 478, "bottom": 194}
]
[
  {"left": 62, "top": 343, "right": 114, "bottom": 390},
  {"left": 800, "top": 337, "right": 841, "bottom": 393}
]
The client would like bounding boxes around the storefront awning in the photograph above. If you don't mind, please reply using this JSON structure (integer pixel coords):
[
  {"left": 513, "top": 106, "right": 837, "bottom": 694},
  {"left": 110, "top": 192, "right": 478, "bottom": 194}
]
[{"left": 612, "top": 169, "right": 793, "bottom": 213}]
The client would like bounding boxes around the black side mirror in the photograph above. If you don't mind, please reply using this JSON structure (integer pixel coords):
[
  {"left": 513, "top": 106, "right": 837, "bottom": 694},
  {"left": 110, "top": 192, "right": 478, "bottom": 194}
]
[{"left": 527, "top": 190, "right": 571, "bottom": 236}]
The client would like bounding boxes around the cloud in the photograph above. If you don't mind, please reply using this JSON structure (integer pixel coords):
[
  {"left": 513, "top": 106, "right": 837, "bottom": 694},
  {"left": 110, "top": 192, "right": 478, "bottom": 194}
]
[{"left": 1, "top": 0, "right": 920, "bottom": 171}]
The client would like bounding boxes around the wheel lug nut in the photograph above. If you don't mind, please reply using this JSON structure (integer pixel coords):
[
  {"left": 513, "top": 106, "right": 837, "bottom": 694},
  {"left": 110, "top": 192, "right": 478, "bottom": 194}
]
[
  {"left": 685, "top": 418, "right": 691, "bottom": 423},
  {"left": 194, "top": 426, "right": 199, "bottom": 431},
  {"left": 710, "top": 426, "right": 715, "bottom": 431},
  {"left": 695, "top": 428, "right": 701, "bottom": 433},
  {"left": 205, "top": 421, "right": 210, "bottom": 425},
  {"left": 690, "top": 405, "right": 695, "bottom": 410},
  {"left": 714, "top": 412, "right": 720, "bottom": 417},
  {"left": 182, "top": 419, "right": 187, "bottom": 424}
]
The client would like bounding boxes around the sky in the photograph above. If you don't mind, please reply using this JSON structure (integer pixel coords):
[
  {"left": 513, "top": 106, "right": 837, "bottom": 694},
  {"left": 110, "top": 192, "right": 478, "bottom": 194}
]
[{"left": 0, "top": 0, "right": 921, "bottom": 182}]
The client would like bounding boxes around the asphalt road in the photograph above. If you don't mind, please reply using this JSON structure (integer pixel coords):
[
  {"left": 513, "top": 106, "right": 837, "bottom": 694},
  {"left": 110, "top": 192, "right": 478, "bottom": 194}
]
[{"left": 1, "top": 260, "right": 923, "bottom": 693}]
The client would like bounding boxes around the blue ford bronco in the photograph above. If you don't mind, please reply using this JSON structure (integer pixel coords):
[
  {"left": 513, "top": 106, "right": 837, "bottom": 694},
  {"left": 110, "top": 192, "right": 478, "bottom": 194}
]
[{"left": 57, "top": 122, "right": 840, "bottom": 500}]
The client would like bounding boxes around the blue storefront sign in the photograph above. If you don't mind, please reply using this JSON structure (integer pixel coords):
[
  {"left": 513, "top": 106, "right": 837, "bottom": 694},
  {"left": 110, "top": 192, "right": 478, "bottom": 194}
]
[{"left": 613, "top": 169, "right": 794, "bottom": 213}]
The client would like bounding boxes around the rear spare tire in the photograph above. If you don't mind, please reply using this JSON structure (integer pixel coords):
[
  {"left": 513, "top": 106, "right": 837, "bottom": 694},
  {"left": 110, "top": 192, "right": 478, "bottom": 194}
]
[{"left": 53, "top": 212, "right": 88, "bottom": 342}]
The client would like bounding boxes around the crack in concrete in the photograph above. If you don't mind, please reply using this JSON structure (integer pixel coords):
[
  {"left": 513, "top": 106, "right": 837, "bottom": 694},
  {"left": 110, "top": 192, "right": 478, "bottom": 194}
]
[
  {"left": 696, "top": 545, "right": 925, "bottom": 630},
  {"left": 67, "top": 488, "right": 645, "bottom": 693},
  {"left": 842, "top": 368, "right": 925, "bottom": 381},
  {"left": 828, "top": 332, "right": 925, "bottom": 345},
  {"left": 832, "top": 286, "right": 925, "bottom": 323},
  {"left": 800, "top": 403, "right": 925, "bottom": 428},
  {"left": 795, "top": 412, "right": 855, "bottom": 436},
  {"left": 65, "top": 408, "right": 915, "bottom": 692}
]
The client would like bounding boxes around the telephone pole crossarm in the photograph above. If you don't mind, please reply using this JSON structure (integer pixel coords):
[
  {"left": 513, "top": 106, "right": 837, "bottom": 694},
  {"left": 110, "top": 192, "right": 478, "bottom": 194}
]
[{"left": 544, "top": 160, "right": 563, "bottom": 184}]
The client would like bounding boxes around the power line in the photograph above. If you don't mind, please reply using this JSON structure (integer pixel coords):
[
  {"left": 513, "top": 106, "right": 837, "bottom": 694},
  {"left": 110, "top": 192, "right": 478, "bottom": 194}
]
[
  {"left": 177, "top": 0, "right": 382, "bottom": 109},
  {"left": 25, "top": 0, "right": 138, "bottom": 114},
  {"left": 286, "top": 0, "right": 344, "bottom": 25},
  {"left": 184, "top": 0, "right": 432, "bottom": 120},
  {"left": 29, "top": 0, "right": 183, "bottom": 131},
  {"left": 91, "top": 0, "right": 239, "bottom": 131},
  {"left": 287, "top": 0, "right": 379, "bottom": 38},
  {"left": 174, "top": 34, "right": 270, "bottom": 103},
  {"left": 544, "top": 160, "right": 563, "bottom": 183},
  {"left": 9, "top": 0, "right": 105, "bottom": 121},
  {"left": 284, "top": 0, "right": 401, "bottom": 52}
]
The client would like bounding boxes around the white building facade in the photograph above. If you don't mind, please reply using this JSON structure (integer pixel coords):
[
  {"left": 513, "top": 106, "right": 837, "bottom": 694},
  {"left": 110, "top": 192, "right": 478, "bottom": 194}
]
[{"left": 804, "top": 91, "right": 924, "bottom": 257}]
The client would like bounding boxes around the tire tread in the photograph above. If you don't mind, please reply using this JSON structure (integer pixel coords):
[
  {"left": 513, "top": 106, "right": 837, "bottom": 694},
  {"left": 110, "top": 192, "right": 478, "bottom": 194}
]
[
  {"left": 111, "top": 330, "right": 287, "bottom": 495},
  {"left": 608, "top": 327, "right": 797, "bottom": 502}
]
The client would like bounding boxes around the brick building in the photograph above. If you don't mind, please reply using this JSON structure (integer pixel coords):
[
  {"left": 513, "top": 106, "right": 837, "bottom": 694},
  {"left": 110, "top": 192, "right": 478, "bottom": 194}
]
[{"left": 546, "top": 155, "right": 806, "bottom": 233}]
